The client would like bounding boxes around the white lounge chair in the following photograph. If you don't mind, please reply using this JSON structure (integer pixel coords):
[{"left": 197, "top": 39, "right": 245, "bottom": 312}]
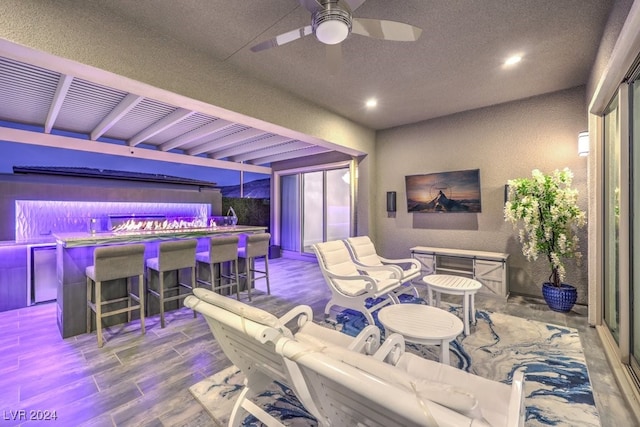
[
  {"left": 183, "top": 288, "right": 380, "bottom": 426},
  {"left": 344, "top": 235, "right": 421, "bottom": 297},
  {"left": 313, "top": 239, "right": 405, "bottom": 326},
  {"left": 373, "top": 332, "right": 526, "bottom": 427},
  {"left": 277, "top": 334, "right": 526, "bottom": 427}
]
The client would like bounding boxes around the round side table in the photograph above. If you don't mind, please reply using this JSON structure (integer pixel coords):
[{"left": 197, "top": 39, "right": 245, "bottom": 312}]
[
  {"left": 422, "top": 274, "right": 482, "bottom": 335},
  {"left": 377, "top": 303, "right": 463, "bottom": 365}
]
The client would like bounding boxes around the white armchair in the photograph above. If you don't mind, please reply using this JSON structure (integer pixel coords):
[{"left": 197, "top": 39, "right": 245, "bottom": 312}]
[
  {"left": 344, "top": 236, "right": 421, "bottom": 298},
  {"left": 313, "top": 239, "right": 404, "bottom": 326},
  {"left": 183, "top": 288, "right": 380, "bottom": 426}
]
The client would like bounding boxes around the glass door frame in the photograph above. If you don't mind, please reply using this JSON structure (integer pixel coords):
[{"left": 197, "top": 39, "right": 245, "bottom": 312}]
[
  {"left": 632, "top": 76, "right": 640, "bottom": 379},
  {"left": 588, "top": 5, "right": 640, "bottom": 411},
  {"left": 271, "top": 159, "right": 357, "bottom": 257},
  {"left": 597, "top": 84, "right": 632, "bottom": 366}
]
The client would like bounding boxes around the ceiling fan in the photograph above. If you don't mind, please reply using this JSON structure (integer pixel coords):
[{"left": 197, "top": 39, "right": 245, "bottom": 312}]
[{"left": 250, "top": 0, "right": 422, "bottom": 71}]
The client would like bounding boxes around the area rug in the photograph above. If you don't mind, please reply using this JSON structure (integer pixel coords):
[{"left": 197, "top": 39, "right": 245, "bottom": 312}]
[{"left": 190, "top": 304, "right": 600, "bottom": 426}]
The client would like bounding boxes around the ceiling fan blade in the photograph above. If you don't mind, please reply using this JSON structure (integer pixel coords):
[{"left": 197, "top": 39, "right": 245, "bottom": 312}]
[
  {"left": 341, "top": 0, "right": 367, "bottom": 12},
  {"left": 352, "top": 18, "right": 422, "bottom": 41},
  {"left": 250, "top": 26, "right": 313, "bottom": 52},
  {"left": 326, "top": 43, "right": 342, "bottom": 75},
  {"left": 298, "top": 0, "right": 323, "bottom": 14}
]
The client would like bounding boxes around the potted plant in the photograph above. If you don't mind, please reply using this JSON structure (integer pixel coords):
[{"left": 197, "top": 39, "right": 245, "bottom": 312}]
[{"left": 504, "top": 168, "right": 586, "bottom": 312}]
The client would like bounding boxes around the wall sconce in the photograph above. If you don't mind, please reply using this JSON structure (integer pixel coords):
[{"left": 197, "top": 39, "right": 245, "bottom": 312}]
[
  {"left": 386, "top": 191, "right": 396, "bottom": 218},
  {"left": 578, "top": 131, "right": 589, "bottom": 156}
]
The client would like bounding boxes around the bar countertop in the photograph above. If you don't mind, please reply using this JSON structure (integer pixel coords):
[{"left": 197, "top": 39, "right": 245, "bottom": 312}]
[{"left": 54, "top": 225, "right": 267, "bottom": 248}]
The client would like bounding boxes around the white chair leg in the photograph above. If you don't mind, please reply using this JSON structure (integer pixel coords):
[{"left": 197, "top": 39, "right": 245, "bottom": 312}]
[
  {"left": 229, "top": 386, "right": 250, "bottom": 427},
  {"left": 363, "top": 306, "right": 375, "bottom": 327},
  {"left": 324, "top": 300, "right": 335, "bottom": 318}
]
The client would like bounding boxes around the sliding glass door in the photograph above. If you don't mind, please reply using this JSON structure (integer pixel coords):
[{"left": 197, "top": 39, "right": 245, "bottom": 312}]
[
  {"left": 600, "top": 65, "right": 640, "bottom": 384},
  {"left": 325, "top": 168, "right": 352, "bottom": 242},
  {"left": 280, "top": 174, "right": 300, "bottom": 252},
  {"left": 279, "top": 164, "right": 353, "bottom": 256},
  {"left": 302, "top": 171, "right": 324, "bottom": 253},
  {"left": 632, "top": 78, "right": 640, "bottom": 374},
  {"left": 603, "top": 94, "right": 620, "bottom": 342}
]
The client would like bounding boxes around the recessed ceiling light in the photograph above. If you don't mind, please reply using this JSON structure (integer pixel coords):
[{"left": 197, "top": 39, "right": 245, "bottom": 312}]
[
  {"left": 504, "top": 55, "right": 522, "bottom": 66},
  {"left": 365, "top": 98, "right": 377, "bottom": 108}
]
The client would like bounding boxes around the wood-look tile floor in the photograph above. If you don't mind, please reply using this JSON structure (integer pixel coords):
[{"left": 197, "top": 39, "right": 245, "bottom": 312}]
[{"left": 0, "top": 257, "right": 636, "bottom": 426}]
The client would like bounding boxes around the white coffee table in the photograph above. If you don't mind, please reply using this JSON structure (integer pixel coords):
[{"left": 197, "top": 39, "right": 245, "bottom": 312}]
[
  {"left": 377, "top": 304, "right": 463, "bottom": 365},
  {"left": 422, "top": 274, "right": 482, "bottom": 335}
]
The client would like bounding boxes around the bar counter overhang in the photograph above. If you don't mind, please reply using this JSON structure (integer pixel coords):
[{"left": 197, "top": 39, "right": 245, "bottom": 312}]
[{"left": 54, "top": 225, "right": 267, "bottom": 338}]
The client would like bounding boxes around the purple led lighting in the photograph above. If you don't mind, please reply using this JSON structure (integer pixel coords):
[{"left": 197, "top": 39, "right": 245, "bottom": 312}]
[{"left": 15, "top": 200, "right": 210, "bottom": 242}]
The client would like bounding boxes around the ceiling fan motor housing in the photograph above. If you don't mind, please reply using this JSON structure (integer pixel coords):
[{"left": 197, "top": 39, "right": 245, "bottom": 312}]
[{"left": 312, "top": 2, "right": 352, "bottom": 45}]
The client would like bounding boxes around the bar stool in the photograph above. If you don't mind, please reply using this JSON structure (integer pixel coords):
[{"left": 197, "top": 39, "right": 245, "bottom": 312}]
[
  {"left": 195, "top": 235, "right": 241, "bottom": 299},
  {"left": 146, "top": 239, "right": 197, "bottom": 328},
  {"left": 86, "top": 243, "right": 146, "bottom": 348},
  {"left": 237, "top": 233, "right": 271, "bottom": 301}
]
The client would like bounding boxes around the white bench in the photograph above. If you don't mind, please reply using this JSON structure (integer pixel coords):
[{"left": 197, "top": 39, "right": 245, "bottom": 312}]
[
  {"left": 279, "top": 333, "right": 526, "bottom": 427},
  {"left": 183, "top": 288, "right": 380, "bottom": 426},
  {"left": 186, "top": 288, "right": 525, "bottom": 427}
]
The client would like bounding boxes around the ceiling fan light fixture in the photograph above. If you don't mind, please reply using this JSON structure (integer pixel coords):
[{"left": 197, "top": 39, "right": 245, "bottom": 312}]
[
  {"left": 313, "top": 5, "right": 352, "bottom": 45},
  {"left": 316, "top": 20, "right": 350, "bottom": 44}
]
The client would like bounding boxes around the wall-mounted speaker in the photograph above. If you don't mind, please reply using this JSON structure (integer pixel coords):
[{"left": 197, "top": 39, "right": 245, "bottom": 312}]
[{"left": 386, "top": 191, "right": 397, "bottom": 212}]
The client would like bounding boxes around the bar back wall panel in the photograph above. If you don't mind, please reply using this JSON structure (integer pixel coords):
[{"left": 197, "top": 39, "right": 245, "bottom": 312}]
[{"left": 0, "top": 174, "right": 222, "bottom": 242}]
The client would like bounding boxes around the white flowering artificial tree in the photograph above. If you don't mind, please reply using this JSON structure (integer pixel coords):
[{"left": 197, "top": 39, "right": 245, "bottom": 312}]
[{"left": 504, "top": 168, "right": 586, "bottom": 287}]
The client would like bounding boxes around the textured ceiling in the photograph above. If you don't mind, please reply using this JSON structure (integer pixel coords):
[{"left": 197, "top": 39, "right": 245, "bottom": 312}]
[
  {"left": 96, "top": 0, "right": 614, "bottom": 130},
  {"left": 0, "top": 0, "right": 615, "bottom": 174}
]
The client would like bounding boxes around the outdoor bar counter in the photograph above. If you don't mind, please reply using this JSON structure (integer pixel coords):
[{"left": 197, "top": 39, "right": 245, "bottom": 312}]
[{"left": 54, "top": 225, "right": 267, "bottom": 338}]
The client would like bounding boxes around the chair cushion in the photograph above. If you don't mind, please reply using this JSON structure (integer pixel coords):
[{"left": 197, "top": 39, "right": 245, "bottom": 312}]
[
  {"left": 317, "top": 240, "right": 360, "bottom": 276},
  {"left": 295, "top": 322, "right": 355, "bottom": 349},
  {"left": 396, "top": 352, "right": 511, "bottom": 426},
  {"left": 371, "top": 278, "right": 404, "bottom": 297},
  {"left": 318, "top": 344, "right": 484, "bottom": 422},
  {"left": 347, "top": 236, "right": 382, "bottom": 266},
  {"left": 365, "top": 269, "right": 396, "bottom": 281},
  {"left": 193, "top": 288, "right": 279, "bottom": 327}
]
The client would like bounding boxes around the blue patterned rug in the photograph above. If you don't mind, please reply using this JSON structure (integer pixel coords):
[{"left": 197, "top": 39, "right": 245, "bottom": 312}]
[{"left": 190, "top": 299, "right": 600, "bottom": 426}]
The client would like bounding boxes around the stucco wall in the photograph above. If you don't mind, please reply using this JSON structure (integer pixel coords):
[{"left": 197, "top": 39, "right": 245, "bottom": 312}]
[
  {"left": 586, "top": 0, "right": 634, "bottom": 102},
  {"left": 376, "top": 86, "right": 589, "bottom": 303}
]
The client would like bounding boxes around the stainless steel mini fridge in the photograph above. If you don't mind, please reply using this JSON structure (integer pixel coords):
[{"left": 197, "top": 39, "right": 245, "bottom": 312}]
[{"left": 31, "top": 245, "right": 57, "bottom": 303}]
